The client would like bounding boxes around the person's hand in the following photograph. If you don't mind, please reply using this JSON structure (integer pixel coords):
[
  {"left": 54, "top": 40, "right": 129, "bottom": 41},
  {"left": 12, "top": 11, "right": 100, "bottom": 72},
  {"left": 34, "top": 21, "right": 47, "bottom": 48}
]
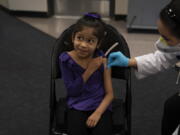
[
  {"left": 107, "top": 51, "right": 129, "bottom": 68},
  {"left": 86, "top": 112, "right": 101, "bottom": 128}
]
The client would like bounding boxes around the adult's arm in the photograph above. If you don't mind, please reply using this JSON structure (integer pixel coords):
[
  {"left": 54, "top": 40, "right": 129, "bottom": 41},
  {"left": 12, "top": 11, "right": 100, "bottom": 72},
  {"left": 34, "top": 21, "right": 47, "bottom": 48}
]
[{"left": 134, "top": 50, "right": 178, "bottom": 79}]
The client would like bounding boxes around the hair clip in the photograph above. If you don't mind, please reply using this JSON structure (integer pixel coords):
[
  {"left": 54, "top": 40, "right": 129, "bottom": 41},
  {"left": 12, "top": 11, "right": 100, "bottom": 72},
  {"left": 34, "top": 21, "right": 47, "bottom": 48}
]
[
  {"left": 84, "top": 13, "right": 101, "bottom": 19},
  {"left": 166, "top": 8, "right": 176, "bottom": 18},
  {"left": 166, "top": 7, "right": 180, "bottom": 23}
]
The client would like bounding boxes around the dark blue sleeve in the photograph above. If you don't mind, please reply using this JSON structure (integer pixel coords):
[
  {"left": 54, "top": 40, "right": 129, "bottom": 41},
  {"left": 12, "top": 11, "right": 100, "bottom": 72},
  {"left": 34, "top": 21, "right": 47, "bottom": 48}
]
[{"left": 59, "top": 56, "right": 85, "bottom": 97}]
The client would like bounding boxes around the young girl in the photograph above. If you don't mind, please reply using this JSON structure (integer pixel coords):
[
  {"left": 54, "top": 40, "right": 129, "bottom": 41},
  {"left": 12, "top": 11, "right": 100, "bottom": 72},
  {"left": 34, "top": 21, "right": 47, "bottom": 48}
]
[
  {"left": 108, "top": 0, "right": 180, "bottom": 135},
  {"left": 59, "top": 13, "right": 114, "bottom": 135}
]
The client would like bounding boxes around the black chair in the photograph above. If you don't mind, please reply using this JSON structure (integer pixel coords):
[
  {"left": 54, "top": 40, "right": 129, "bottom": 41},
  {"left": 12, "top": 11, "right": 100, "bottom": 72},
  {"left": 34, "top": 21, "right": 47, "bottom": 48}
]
[{"left": 49, "top": 24, "right": 132, "bottom": 135}]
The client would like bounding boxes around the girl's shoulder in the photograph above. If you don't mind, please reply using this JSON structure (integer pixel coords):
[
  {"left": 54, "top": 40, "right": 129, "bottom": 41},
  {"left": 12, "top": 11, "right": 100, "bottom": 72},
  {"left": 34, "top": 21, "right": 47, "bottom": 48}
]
[{"left": 59, "top": 52, "right": 71, "bottom": 62}]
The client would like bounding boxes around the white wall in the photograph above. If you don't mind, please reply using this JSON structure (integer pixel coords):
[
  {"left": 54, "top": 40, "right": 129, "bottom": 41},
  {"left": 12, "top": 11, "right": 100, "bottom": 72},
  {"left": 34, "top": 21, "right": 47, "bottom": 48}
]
[
  {"left": 0, "top": 0, "right": 9, "bottom": 8},
  {"left": 8, "top": 0, "right": 48, "bottom": 12},
  {"left": 115, "top": 0, "right": 128, "bottom": 15}
]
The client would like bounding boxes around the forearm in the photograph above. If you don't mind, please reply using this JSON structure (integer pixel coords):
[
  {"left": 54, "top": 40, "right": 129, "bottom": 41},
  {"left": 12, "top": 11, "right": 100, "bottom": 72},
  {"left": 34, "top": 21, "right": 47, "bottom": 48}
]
[
  {"left": 134, "top": 51, "right": 177, "bottom": 79},
  {"left": 82, "top": 68, "right": 94, "bottom": 82},
  {"left": 94, "top": 93, "right": 114, "bottom": 116},
  {"left": 83, "top": 57, "right": 104, "bottom": 82}
]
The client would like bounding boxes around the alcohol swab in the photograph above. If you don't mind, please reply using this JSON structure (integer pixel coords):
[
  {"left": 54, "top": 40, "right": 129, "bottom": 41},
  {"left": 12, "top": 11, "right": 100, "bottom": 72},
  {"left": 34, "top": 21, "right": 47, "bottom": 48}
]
[{"left": 104, "top": 42, "right": 119, "bottom": 57}]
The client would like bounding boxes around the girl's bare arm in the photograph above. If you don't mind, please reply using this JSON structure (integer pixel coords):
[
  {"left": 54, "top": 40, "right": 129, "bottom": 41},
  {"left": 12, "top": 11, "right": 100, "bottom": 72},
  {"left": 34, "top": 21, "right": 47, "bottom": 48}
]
[
  {"left": 82, "top": 57, "right": 103, "bottom": 82},
  {"left": 86, "top": 58, "right": 114, "bottom": 127},
  {"left": 94, "top": 58, "right": 114, "bottom": 115}
]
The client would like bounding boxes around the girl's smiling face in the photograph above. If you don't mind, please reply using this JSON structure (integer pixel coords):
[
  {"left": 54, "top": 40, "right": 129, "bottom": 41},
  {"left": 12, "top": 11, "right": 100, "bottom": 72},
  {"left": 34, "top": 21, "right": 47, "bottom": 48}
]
[{"left": 72, "top": 26, "right": 99, "bottom": 58}]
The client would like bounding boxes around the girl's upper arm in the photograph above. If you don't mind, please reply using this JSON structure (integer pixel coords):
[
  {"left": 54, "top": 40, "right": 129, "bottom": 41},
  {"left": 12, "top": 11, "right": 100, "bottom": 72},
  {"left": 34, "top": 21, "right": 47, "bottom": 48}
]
[
  {"left": 103, "top": 58, "right": 113, "bottom": 94},
  {"left": 59, "top": 57, "right": 85, "bottom": 97}
]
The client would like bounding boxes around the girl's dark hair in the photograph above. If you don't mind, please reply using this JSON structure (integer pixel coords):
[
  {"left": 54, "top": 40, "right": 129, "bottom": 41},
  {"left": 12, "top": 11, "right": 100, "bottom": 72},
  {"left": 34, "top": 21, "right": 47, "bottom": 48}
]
[
  {"left": 160, "top": 0, "right": 180, "bottom": 39},
  {"left": 72, "top": 12, "right": 106, "bottom": 45}
]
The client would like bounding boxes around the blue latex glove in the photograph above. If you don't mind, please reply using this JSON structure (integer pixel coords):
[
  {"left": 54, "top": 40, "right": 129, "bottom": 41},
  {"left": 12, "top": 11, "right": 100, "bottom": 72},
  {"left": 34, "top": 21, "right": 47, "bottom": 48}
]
[{"left": 107, "top": 51, "right": 129, "bottom": 68}]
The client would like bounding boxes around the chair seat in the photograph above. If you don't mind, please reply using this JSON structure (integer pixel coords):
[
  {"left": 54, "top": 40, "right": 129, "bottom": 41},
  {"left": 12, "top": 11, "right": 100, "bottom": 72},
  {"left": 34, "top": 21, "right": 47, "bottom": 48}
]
[{"left": 53, "top": 98, "right": 126, "bottom": 135}]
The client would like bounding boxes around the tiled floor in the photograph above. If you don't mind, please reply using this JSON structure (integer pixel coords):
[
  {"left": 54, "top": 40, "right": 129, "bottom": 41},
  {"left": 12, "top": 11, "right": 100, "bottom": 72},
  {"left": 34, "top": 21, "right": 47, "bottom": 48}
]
[{"left": 19, "top": 16, "right": 160, "bottom": 57}]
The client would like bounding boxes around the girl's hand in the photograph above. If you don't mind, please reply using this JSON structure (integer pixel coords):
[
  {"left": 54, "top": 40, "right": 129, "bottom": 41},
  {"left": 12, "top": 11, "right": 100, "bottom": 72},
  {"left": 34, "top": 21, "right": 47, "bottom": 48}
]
[{"left": 86, "top": 112, "right": 101, "bottom": 128}]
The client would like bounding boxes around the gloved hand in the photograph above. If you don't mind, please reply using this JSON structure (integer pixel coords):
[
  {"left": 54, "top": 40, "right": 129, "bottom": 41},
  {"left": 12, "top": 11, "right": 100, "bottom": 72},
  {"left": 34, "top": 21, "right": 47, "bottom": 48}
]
[{"left": 107, "top": 51, "right": 129, "bottom": 68}]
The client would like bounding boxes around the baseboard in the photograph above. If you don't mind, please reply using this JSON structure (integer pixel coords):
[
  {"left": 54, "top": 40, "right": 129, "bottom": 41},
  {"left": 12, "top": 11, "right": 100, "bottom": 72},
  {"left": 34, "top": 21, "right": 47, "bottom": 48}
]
[
  {"left": 127, "top": 28, "right": 158, "bottom": 33},
  {"left": 9, "top": 10, "right": 51, "bottom": 17},
  {"left": 114, "top": 15, "right": 127, "bottom": 21},
  {"left": 0, "top": 5, "right": 10, "bottom": 13},
  {"left": 0, "top": 5, "right": 53, "bottom": 17}
]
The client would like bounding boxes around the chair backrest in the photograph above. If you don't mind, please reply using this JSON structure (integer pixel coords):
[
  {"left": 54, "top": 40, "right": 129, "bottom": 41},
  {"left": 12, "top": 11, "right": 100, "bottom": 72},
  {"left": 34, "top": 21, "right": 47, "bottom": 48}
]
[{"left": 51, "top": 24, "right": 130, "bottom": 80}]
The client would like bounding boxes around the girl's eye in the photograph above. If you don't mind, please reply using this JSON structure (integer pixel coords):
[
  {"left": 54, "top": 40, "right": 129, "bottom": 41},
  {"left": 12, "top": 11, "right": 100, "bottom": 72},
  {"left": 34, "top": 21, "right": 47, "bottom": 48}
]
[
  {"left": 77, "top": 36, "right": 84, "bottom": 41},
  {"left": 87, "top": 39, "right": 95, "bottom": 44}
]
